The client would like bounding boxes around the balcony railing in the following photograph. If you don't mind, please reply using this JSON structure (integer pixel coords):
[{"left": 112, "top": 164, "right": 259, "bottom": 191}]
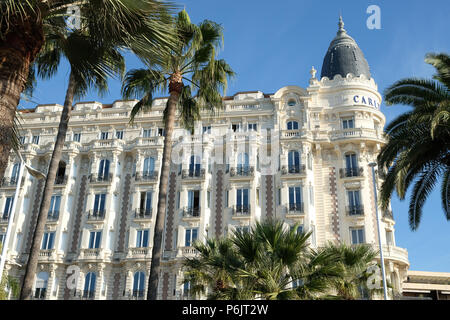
[
  {"left": 339, "top": 167, "right": 363, "bottom": 178},
  {"left": 0, "top": 176, "right": 25, "bottom": 187},
  {"left": 0, "top": 215, "right": 10, "bottom": 223},
  {"left": 346, "top": 205, "right": 364, "bottom": 216},
  {"left": 47, "top": 211, "right": 60, "bottom": 222},
  {"left": 232, "top": 205, "right": 251, "bottom": 216},
  {"left": 87, "top": 210, "right": 106, "bottom": 221},
  {"left": 286, "top": 203, "right": 304, "bottom": 214},
  {"left": 89, "top": 173, "right": 112, "bottom": 183},
  {"left": 181, "top": 169, "right": 205, "bottom": 179},
  {"left": 182, "top": 207, "right": 200, "bottom": 218},
  {"left": 134, "top": 208, "right": 152, "bottom": 219},
  {"left": 229, "top": 166, "right": 255, "bottom": 177},
  {"left": 281, "top": 165, "right": 306, "bottom": 175},
  {"left": 54, "top": 175, "right": 68, "bottom": 185},
  {"left": 134, "top": 171, "right": 159, "bottom": 181}
]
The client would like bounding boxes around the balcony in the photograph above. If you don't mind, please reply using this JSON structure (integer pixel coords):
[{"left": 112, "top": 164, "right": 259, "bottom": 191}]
[
  {"left": 0, "top": 215, "right": 10, "bottom": 224},
  {"left": 182, "top": 207, "right": 200, "bottom": 218},
  {"left": 381, "top": 245, "right": 409, "bottom": 266},
  {"left": 330, "top": 128, "right": 384, "bottom": 141},
  {"left": 134, "top": 171, "right": 159, "bottom": 182},
  {"left": 54, "top": 175, "right": 68, "bottom": 185},
  {"left": 178, "top": 246, "right": 199, "bottom": 258},
  {"left": 0, "top": 176, "right": 25, "bottom": 188},
  {"left": 87, "top": 210, "right": 106, "bottom": 221},
  {"left": 232, "top": 205, "right": 251, "bottom": 217},
  {"left": 339, "top": 167, "right": 363, "bottom": 178},
  {"left": 47, "top": 211, "right": 60, "bottom": 223},
  {"left": 126, "top": 290, "right": 146, "bottom": 300},
  {"left": 127, "top": 247, "right": 152, "bottom": 259},
  {"left": 38, "top": 249, "right": 60, "bottom": 262},
  {"left": 181, "top": 169, "right": 205, "bottom": 179},
  {"left": 89, "top": 173, "right": 113, "bottom": 184},
  {"left": 382, "top": 209, "right": 394, "bottom": 221},
  {"left": 229, "top": 166, "right": 255, "bottom": 177},
  {"left": 79, "top": 248, "right": 105, "bottom": 261},
  {"left": 286, "top": 203, "right": 305, "bottom": 216},
  {"left": 134, "top": 208, "right": 152, "bottom": 219},
  {"left": 346, "top": 205, "right": 364, "bottom": 216},
  {"left": 281, "top": 165, "right": 306, "bottom": 175}
]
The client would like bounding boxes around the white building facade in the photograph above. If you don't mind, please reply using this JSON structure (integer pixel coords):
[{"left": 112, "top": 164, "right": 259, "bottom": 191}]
[{"left": 0, "top": 18, "right": 409, "bottom": 300}]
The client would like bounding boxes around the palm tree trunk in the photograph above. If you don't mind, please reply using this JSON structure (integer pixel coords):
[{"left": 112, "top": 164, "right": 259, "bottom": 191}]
[
  {"left": 0, "top": 19, "right": 44, "bottom": 181},
  {"left": 147, "top": 81, "right": 182, "bottom": 300},
  {"left": 20, "top": 72, "right": 76, "bottom": 300}
]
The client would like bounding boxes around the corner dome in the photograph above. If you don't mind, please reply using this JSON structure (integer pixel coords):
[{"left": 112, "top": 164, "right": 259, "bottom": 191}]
[{"left": 320, "top": 16, "right": 371, "bottom": 80}]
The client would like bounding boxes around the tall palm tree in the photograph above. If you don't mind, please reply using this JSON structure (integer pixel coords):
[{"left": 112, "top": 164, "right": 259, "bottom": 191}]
[
  {"left": 19, "top": 29, "right": 127, "bottom": 300},
  {"left": 0, "top": 0, "right": 175, "bottom": 183},
  {"left": 122, "top": 9, "right": 234, "bottom": 300},
  {"left": 378, "top": 53, "right": 450, "bottom": 230}
]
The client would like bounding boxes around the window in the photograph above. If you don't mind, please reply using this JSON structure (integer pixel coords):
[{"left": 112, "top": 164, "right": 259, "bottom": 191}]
[
  {"left": 97, "top": 159, "right": 110, "bottom": 180},
  {"left": 143, "top": 157, "right": 155, "bottom": 177},
  {"left": 158, "top": 128, "right": 165, "bottom": 136},
  {"left": 288, "top": 150, "right": 300, "bottom": 173},
  {"left": 185, "top": 228, "right": 198, "bottom": 247},
  {"left": 32, "top": 135, "right": 40, "bottom": 144},
  {"left": 143, "top": 129, "right": 151, "bottom": 138},
  {"left": 207, "top": 191, "right": 211, "bottom": 208},
  {"left": 189, "top": 155, "right": 201, "bottom": 176},
  {"left": 309, "top": 185, "right": 314, "bottom": 206},
  {"left": 231, "top": 123, "right": 242, "bottom": 132},
  {"left": 288, "top": 187, "right": 303, "bottom": 212},
  {"left": 291, "top": 225, "right": 304, "bottom": 235},
  {"left": 100, "top": 131, "right": 109, "bottom": 140},
  {"left": 73, "top": 133, "right": 81, "bottom": 142},
  {"left": 347, "top": 190, "right": 362, "bottom": 215},
  {"left": 187, "top": 190, "right": 200, "bottom": 216},
  {"left": 237, "top": 153, "right": 249, "bottom": 174},
  {"left": 310, "top": 225, "right": 316, "bottom": 246},
  {"left": 88, "top": 231, "right": 102, "bottom": 249},
  {"left": 2, "top": 197, "right": 14, "bottom": 220},
  {"left": 350, "top": 228, "right": 365, "bottom": 244},
  {"left": 345, "top": 153, "right": 358, "bottom": 176},
  {"left": 256, "top": 188, "right": 260, "bottom": 206},
  {"left": 235, "top": 189, "right": 249, "bottom": 214},
  {"left": 278, "top": 188, "right": 281, "bottom": 205},
  {"left": 0, "top": 233, "right": 5, "bottom": 246},
  {"left": 287, "top": 99, "right": 296, "bottom": 107},
  {"left": 342, "top": 117, "right": 354, "bottom": 129},
  {"left": 292, "top": 279, "right": 304, "bottom": 289},
  {"left": 11, "top": 163, "right": 21, "bottom": 184},
  {"left": 248, "top": 123, "right": 257, "bottom": 131},
  {"left": 133, "top": 272, "right": 145, "bottom": 298},
  {"left": 225, "top": 190, "right": 229, "bottom": 207},
  {"left": 139, "top": 191, "right": 152, "bottom": 216},
  {"left": 235, "top": 225, "right": 249, "bottom": 234},
  {"left": 19, "top": 136, "right": 26, "bottom": 144},
  {"left": 386, "top": 230, "right": 394, "bottom": 246},
  {"left": 48, "top": 195, "right": 61, "bottom": 220},
  {"left": 115, "top": 130, "right": 124, "bottom": 140},
  {"left": 83, "top": 272, "right": 96, "bottom": 299},
  {"left": 202, "top": 126, "right": 211, "bottom": 134},
  {"left": 136, "top": 230, "right": 149, "bottom": 248},
  {"left": 287, "top": 121, "right": 299, "bottom": 130},
  {"left": 41, "top": 232, "right": 55, "bottom": 250},
  {"left": 183, "top": 281, "right": 191, "bottom": 298},
  {"left": 93, "top": 194, "right": 106, "bottom": 216},
  {"left": 307, "top": 152, "right": 312, "bottom": 170},
  {"left": 34, "top": 272, "right": 48, "bottom": 299}
]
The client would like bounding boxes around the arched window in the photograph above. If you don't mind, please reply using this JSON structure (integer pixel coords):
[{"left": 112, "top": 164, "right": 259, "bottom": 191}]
[
  {"left": 189, "top": 155, "right": 201, "bottom": 176},
  {"left": 143, "top": 157, "right": 155, "bottom": 177},
  {"left": 98, "top": 159, "right": 110, "bottom": 180},
  {"left": 237, "top": 152, "right": 249, "bottom": 174},
  {"left": 288, "top": 151, "right": 300, "bottom": 173},
  {"left": 83, "top": 272, "right": 96, "bottom": 299},
  {"left": 287, "top": 99, "right": 296, "bottom": 107},
  {"left": 35, "top": 272, "right": 49, "bottom": 299},
  {"left": 133, "top": 271, "right": 145, "bottom": 298},
  {"left": 11, "top": 163, "right": 21, "bottom": 184},
  {"left": 287, "top": 121, "right": 299, "bottom": 130}
]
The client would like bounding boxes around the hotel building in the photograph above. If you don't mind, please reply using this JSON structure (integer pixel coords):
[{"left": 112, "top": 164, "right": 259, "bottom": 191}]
[{"left": 0, "top": 18, "right": 409, "bottom": 299}]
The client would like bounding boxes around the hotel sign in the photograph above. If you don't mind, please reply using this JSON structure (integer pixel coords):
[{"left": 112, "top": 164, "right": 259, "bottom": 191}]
[{"left": 353, "top": 95, "right": 380, "bottom": 109}]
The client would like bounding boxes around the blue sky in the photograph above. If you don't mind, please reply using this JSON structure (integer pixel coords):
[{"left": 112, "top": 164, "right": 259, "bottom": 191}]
[{"left": 20, "top": 0, "right": 450, "bottom": 271}]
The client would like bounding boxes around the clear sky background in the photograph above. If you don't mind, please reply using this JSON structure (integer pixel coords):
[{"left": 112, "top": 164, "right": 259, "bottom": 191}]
[{"left": 19, "top": 0, "right": 450, "bottom": 271}]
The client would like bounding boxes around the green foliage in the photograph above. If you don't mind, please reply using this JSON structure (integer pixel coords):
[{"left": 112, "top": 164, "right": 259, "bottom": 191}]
[
  {"left": 122, "top": 9, "right": 235, "bottom": 131},
  {"left": 183, "top": 220, "right": 380, "bottom": 300},
  {"left": 378, "top": 52, "right": 450, "bottom": 230},
  {"left": 0, "top": 244, "right": 19, "bottom": 300}
]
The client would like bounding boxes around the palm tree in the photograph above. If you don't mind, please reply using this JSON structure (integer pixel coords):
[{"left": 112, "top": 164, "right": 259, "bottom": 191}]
[
  {"left": 377, "top": 53, "right": 450, "bottom": 230},
  {"left": 121, "top": 9, "right": 234, "bottom": 300},
  {"left": 183, "top": 220, "right": 342, "bottom": 300},
  {"left": 0, "top": 0, "right": 175, "bottom": 183},
  {"left": 0, "top": 244, "right": 20, "bottom": 300},
  {"left": 320, "top": 243, "right": 378, "bottom": 300},
  {"left": 19, "top": 29, "right": 127, "bottom": 300}
]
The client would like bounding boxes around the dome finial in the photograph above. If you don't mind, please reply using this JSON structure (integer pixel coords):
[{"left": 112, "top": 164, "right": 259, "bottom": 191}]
[{"left": 338, "top": 14, "right": 346, "bottom": 34}]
